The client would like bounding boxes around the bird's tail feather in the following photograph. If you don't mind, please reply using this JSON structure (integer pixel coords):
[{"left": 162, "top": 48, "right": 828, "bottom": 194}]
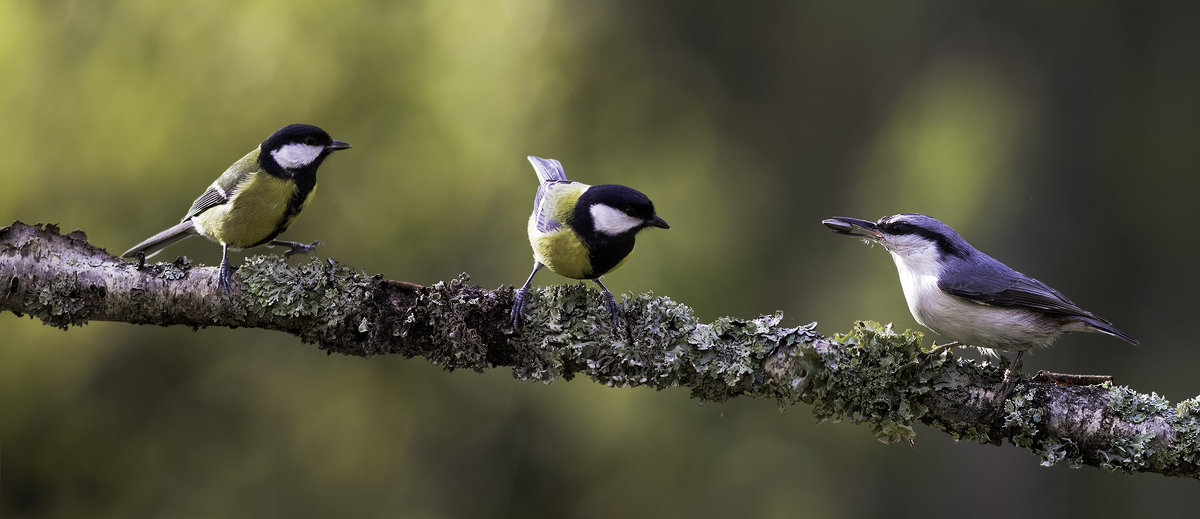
[
  {"left": 1077, "top": 315, "right": 1139, "bottom": 345},
  {"left": 122, "top": 220, "right": 197, "bottom": 259},
  {"left": 527, "top": 155, "right": 568, "bottom": 184}
]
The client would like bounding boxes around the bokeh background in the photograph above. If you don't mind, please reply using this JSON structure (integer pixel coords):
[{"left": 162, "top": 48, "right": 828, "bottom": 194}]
[{"left": 3, "top": 0, "right": 1198, "bottom": 517}]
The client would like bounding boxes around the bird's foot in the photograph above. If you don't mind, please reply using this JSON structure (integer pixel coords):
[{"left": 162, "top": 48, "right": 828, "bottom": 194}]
[
  {"left": 510, "top": 287, "right": 529, "bottom": 328},
  {"left": 601, "top": 291, "right": 621, "bottom": 327},
  {"left": 599, "top": 291, "right": 635, "bottom": 342},
  {"left": 926, "top": 341, "right": 961, "bottom": 357},
  {"left": 1006, "top": 351, "right": 1025, "bottom": 374},
  {"left": 901, "top": 341, "right": 962, "bottom": 371},
  {"left": 271, "top": 239, "right": 321, "bottom": 258},
  {"left": 1031, "top": 371, "right": 1113, "bottom": 386},
  {"left": 217, "top": 261, "right": 236, "bottom": 294}
]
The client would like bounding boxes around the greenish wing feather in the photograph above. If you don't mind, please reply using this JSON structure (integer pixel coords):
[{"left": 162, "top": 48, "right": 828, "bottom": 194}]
[
  {"left": 182, "top": 148, "right": 261, "bottom": 222},
  {"left": 535, "top": 181, "right": 580, "bottom": 233}
]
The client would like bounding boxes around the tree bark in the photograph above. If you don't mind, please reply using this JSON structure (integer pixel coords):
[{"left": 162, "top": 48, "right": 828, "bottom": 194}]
[{"left": 2, "top": 221, "right": 1197, "bottom": 479}]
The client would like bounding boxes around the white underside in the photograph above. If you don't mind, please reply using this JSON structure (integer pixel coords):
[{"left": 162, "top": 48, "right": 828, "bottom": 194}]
[{"left": 889, "top": 248, "right": 1059, "bottom": 353}]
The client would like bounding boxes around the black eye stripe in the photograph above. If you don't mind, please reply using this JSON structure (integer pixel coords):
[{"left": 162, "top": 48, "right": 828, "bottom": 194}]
[{"left": 881, "top": 219, "right": 968, "bottom": 258}]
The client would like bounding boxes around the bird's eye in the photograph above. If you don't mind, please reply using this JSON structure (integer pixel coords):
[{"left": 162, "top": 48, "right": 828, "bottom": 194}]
[
  {"left": 881, "top": 221, "right": 912, "bottom": 234},
  {"left": 304, "top": 137, "right": 317, "bottom": 146}
]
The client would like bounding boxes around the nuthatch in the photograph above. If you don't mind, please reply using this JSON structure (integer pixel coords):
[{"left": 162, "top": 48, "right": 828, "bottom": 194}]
[{"left": 823, "top": 213, "right": 1137, "bottom": 373}]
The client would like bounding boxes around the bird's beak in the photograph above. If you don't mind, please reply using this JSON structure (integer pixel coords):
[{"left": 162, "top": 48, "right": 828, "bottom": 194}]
[
  {"left": 822, "top": 216, "right": 881, "bottom": 239},
  {"left": 647, "top": 215, "right": 670, "bottom": 229},
  {"left": 327, "top": 140, "right": 352, "bottom": 151}
]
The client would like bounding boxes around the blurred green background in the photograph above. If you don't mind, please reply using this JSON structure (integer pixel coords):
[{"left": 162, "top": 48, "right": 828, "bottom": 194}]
[{"left": 3, "top": 0, "right": 1198, "bottom": 516}]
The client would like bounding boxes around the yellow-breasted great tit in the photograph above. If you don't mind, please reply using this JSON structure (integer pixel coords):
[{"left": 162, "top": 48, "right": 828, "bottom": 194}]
[
  {"left": 122, "top": 124, "right": 351, "bottom": 292},
  {"left": 511, "top": 155, "right": 669, "bottom": 327}
]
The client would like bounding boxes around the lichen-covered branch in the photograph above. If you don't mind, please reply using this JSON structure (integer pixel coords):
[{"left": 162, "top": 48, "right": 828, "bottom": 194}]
[{"left": 2, "top": 221, "right": 1198, "bottom": 479}]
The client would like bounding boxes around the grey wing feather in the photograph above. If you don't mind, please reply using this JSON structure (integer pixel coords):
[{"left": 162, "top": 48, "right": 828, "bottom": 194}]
[
  {"left": 183, "top": 187, "right": 229, "bottom": 221},
  {"left": 940, "top": 252, "right": 1137, "bottom": 344},
  {"left": 527, "top": 155, "right": 573, "bottom": 233},
  {"left": 937, "top": 258, "right": 1095, "bottom": 317},
  {"left": 527, "top": 155, "right": 568, "bottom": 184},
  {"left": 532, "top": 181, "right": 571, "bottom": 233},
  {"left": 180, "top": 148, "right": 259, "bottom": 221}
]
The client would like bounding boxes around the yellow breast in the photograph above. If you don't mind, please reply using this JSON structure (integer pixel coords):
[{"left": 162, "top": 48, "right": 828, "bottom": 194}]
[
  {"left": 527, "top": 182, "right": 594, "bottom": 278},
  {"left": 192, "top": 174, "right": 307, "bottom": 248},
  {"left": 531, "top": 227, "right": 593, "bottom": 279}
]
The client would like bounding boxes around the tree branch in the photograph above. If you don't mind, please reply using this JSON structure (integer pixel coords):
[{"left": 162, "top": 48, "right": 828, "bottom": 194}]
[{"left": 3, "top": 221, "right": 1197, "bottom": 479}]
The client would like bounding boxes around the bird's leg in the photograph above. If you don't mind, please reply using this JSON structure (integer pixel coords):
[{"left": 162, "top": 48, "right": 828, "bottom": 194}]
[
  {"left": 510, "top": 262, "right": 543, "bottom": 328},
  {"left": 1007, "top": 350, "right": 1025, "bottom": 375},
  {"left": 269, "top": 239, "right": 321, "bottom": 258},
  {"left": 217, "top": 243, "right": 234, "bottom": 294}
]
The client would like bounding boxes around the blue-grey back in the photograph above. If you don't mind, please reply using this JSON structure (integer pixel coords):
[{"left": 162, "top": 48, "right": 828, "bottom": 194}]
[{"left": 937, "top": 244, "right": 1093, "bottom": 318}]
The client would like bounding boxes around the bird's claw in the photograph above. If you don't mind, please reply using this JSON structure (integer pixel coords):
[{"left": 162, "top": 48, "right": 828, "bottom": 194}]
[
  {"left": 916, "top": 341, "right": 964, "bottom": 360},
  {"left": 599, "top": 291, "right": 635, "bottom": 342},
  {"left": 901, "top": 341, "right": 961, "bottom": 371},
  {"left": 601, "top": 290, "right": 623, "bottom": 328},
  {"left": 1030, "top": 371, "right": 1112, "bottom": 386},
  {"left": 510, "top": 287, "right": 528, "bottom": 328},
  {"left": 923, "top": 341, "right": 961, "bottom": 359},
  {"left": 217, "top": 261, "right": 236, "bottom": 294},
  {"left": 272, "top": 239, "right": 321, "bottom": 258}
]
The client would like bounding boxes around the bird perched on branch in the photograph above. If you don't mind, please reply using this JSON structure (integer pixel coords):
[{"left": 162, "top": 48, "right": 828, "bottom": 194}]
[
  {"left": 123, "top": 124, "right": 351, "bottom": 292},
  {"left": 511, "top": 156, "right": 669, "bottom": 328},
  {"left": 822, "top": 213, "right": 1137, "bottom": 375}
]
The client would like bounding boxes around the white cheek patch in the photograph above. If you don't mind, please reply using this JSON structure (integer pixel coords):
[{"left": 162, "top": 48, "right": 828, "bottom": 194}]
[
  {"left": 884, "top": 233, "right": 938, "bottom": 258},
  {"left": 271, "top": 143, "right": 325, "bottom": 169},
  {"left": 590, "top": 204, "right": 644, "bottom": 236}
]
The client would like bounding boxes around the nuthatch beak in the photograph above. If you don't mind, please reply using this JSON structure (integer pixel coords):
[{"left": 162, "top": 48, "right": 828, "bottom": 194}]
[{"left": 822, "top": 217, "right": 881, "bottom": 240}]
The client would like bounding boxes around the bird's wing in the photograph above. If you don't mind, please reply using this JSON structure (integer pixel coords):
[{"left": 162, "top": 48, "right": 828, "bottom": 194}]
[
  {"left": 181, "top": 148, "right": 260, "bottom": 221},
  {"left": 937, "top": 259, "right": 1095, "bottom": 317},
  {"left": 532, "top": 180, "right": 581, "bottom": 233},
  {"left": 527, "top": 156, "right": 568, "bottom": 184},
  {"left": 526, "top": 156, "right": 578, "bottom": 233}
]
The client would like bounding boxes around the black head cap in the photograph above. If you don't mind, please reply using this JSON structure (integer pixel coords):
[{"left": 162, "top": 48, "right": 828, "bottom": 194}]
[
  {"left": 260, "top": 123, "right": 351, "bottom": 151},
  {"left": 576, "top": 184, "right": 670, "bottom": 236},
  {"left": 585, "top": 184, "right": 657, "bottom": 217},
  {"left": 876, "top": 213, "right": 970, "bottom": 258},
  {"left": 258, "top": 124, "right": 350, "bottom": 176}
]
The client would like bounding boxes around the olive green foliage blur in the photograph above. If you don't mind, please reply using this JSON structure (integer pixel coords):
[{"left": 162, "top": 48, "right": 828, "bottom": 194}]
[{"left": 3, "top": 0, "right": 1199, "bottom": 517}]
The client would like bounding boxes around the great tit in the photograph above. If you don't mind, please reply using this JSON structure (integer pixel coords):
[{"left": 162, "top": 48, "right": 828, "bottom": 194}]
[
  {"left": 822, "top": 213, "right": 1137, "bottom": 373},
  {"left": 511, "top": 155, "right": 670, "bottom": 327},
  {"left": 123, "top": 124, "right": 351, "bottom": 292}
]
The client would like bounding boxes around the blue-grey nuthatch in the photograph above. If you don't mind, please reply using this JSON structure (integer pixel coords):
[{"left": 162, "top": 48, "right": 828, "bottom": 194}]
[{"left": 822, "top": 213, "right": 1137, "bottom": 372}]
